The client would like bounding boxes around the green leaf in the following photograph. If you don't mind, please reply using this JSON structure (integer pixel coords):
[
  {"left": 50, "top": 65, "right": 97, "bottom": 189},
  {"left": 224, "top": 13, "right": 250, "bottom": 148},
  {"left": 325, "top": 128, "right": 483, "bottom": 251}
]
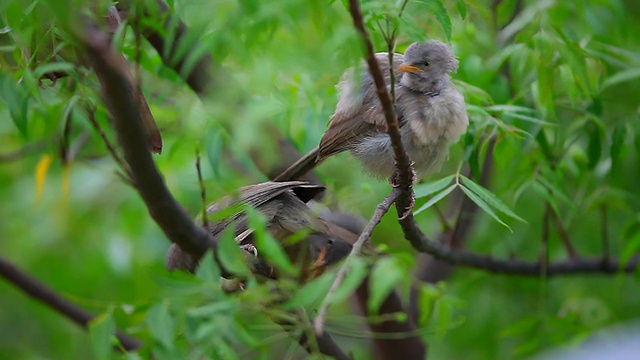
[
  {"left": 413, "top": 184, "right": 457, "bottom": 215},
  {"left": 0, "top": 74, "right": 30, "bottom": 136},
  {"left": 602, "top": 67, "right": 640, "bottom": 90},
  {"left": 368, "top": 257, "right": 404, "bottom": 314},
  {"left": 460, "top": 184, "right": 512, "bottom": 231},
  {"left": 455, "top": 0, "right": 466, "bottom": 19},
  {"left": 330, "top": 257, "right": 368, "bottom": 304},
  {"left": 436, "top": 298, "right": 452, "bottom": 338},
  {"left": 418, "top": 283, "right": 442, "bottom": 326},
  {"left": 247, "top": 208, "right": 297, "bottom": 276},
  {"left": 195, "top": 249, "right": 221, "bottom": 282},
  {"left": 285, "top": 271, "right": 335, "bottom": 309},
  {"left": 413, "top": 0, "right": 451, "bottom": 41},
  {"left": 206, "top": 126, "right": 225, "bottom": 179},
  {"left": 586, "top": 123, "right": 603, "bottom": 169},
  {"left": 500, "top": 317, "right": 539, "bottom": 337},
  {"left": 414, "top": 175, "right": 454, "bottom": 199},
  {"left": 217, "top": 226, "right": 251, "bottom": 277},
  {"left": 610, "top": 123, "right": 627, "bottom": 165},
  {"left": 460, "top": 176, "right": 526, "bottom": 222},
  {"left": 147, "top": 301, "right": 175, "bottom": 349},
  {"left": 89, "top": 307, "right": 116, "bottom": 360},
  {"left": 33, "top": 62, "right": 76, "bottom": 79},
  {"left": 620, "top": 226, "right": 640, "bottom": 270}
]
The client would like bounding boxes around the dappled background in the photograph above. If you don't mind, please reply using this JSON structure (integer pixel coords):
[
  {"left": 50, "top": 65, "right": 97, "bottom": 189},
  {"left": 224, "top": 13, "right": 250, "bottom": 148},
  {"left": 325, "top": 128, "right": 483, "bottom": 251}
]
[{"left": 1, "top": 0, "right": 640, "bottom": 358}]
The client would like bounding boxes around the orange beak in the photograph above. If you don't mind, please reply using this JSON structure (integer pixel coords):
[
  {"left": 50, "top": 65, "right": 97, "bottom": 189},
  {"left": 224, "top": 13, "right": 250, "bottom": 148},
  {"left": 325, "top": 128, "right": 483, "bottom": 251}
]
[{"left": 397, "top": 64, "right": 424, "bottom": 73}]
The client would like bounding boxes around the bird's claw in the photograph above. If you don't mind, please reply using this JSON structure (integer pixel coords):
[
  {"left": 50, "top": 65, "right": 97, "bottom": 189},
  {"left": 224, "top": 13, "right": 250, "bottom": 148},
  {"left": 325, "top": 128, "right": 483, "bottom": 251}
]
[
  {"left": 240, "top": 244, "right": 258, "bottom": 257},
  {"left": 389, "top": 162, "right": 417, "bottom": 187},
  {"left": 398, "top": 193, "right": 416, "bottom": 220}
]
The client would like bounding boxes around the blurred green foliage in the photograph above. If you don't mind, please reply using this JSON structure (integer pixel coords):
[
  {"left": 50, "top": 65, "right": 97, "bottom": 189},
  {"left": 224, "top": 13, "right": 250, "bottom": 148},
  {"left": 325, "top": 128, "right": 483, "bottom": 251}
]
[{"left": 1, "top": 0, "right": 640, "bottom": 359}]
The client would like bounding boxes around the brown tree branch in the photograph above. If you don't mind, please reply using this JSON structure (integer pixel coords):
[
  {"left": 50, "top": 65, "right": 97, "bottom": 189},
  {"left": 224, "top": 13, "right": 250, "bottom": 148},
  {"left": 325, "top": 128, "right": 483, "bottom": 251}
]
[
  {"left": 0, "top": 256, "right": 141, "bottom": 351},
  {"left": 347, "top": 0, "right": 415, "bottom": 215},
  {"left": 78, "top": 26, "right": 216, "bottom": 266},
  {"left": 117, "top": 0, "right": 213, "bottom": 95}
]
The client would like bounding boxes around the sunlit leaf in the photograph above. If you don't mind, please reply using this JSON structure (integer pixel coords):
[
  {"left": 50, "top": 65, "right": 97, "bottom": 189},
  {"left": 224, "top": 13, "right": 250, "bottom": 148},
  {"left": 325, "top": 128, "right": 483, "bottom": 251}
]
[
  {"left": 460, "top": 184, "right": 511, "bottom": 231},
  {"left": 460, "top": 176, "right": 526, "bottom": 222},
  {"left": 35, "top": 154, "right": 53, "bottom": 205},
  {"left": 414, "top": 175, "right": 454, "bottom": 199},
  {"left": 413, "top": 184, "right": 457, "bottom": 215}
]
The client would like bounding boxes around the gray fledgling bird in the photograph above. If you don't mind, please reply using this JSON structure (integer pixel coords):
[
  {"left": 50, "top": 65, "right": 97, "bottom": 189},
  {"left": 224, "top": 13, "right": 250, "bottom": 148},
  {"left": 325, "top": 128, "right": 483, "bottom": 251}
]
[
  {"left": 165, "top": 181, "right": 370, "bottom": 277},
  {"left": 275, "top": 40, "right": 468, "bottom": 182}
]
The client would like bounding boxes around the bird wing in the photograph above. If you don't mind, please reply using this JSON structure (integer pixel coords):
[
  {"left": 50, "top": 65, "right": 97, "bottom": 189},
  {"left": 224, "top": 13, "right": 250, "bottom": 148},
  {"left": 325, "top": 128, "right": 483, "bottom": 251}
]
[{"left": 317, "top": 52, "right": 405, "bottom": 160}]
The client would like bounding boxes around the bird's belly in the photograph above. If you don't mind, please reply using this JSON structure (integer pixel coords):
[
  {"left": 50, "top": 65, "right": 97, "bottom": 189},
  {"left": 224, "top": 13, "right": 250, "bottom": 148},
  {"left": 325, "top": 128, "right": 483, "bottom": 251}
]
[{"left": 349, "top": 133, "right": 449, "bottom": 178}]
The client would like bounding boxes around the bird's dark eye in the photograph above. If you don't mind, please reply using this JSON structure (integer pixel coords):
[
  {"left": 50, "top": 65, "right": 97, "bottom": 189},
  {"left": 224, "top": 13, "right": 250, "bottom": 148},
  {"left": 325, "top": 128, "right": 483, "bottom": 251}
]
[
  {"left": 328, "top": 239, "right": 334, "bottom": 245},
  {"left": 424, "top": 61, "right": 430, "bottom": 66}
]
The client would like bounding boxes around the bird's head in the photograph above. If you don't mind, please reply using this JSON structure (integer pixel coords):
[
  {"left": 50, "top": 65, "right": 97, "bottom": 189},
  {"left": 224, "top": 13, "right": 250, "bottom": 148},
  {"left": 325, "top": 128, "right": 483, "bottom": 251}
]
[{"left": 397, "top": 40, "right": 459, "bottom": 93}]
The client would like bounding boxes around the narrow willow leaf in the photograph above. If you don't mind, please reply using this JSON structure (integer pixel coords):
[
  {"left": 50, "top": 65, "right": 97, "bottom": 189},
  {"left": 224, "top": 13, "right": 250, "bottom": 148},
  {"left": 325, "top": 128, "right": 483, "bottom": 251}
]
[
  {"left": 89, "top": 307, "right": 116, "bottom": 360},
  {"left": 460, "top": 185, "right": 512, "bottom": 231},
  {"left": 414, "top": 175, "right": 454, "bottom": 198},
  {"left": 418, "top": 283, "right": 442, "bottom": 326},
  {"left": 602, "top": 67, "right": 640, "bottom": 90},
  {"left": 413, "top": 184, "right": 457, "bottom": 215},
  {"left": 33, "top": 62, "right": 76, "bottom": 79},
  {"left": 413, "top": 0, "right": 451, "bottom": 41},
  {"left": 330, "top": 257, "right": 368, "bottom": 304},
  {"left": 505, "top": 112, "right": 557, "bottom": 126},
  {"left": 620, "top": 227, "right": 640, "bottom": 270},
  {"left": 610, "top": 123, "right": 627, "bottom": 165},
  {"left": 218, "top": 226, "right": 251, "bottom": 276},
  {"left": 0, "top": 74, "right": 30, "bottom": 135},
  {"left": 455, "top": 0, "right": 466, "bottom": 19},
  {"left": 35, "top": 154, "right": 53, "bottom": 205},
  {"left": 461, "top": 176, "right": 525, "bottom": 222},
  {"left": 247, "top": 208, "right": 297, "bottom": 275},
  {"left": 368, "top": 257, "right": 405, "bottom": 314},
  {"left": 195, "top": 248, "right": 221, "bottom": 282},
  {"left": 285, "top": 271, "right": 335, "bottom": 309},
  {"left": 147, "top": 301, "right": 175, "bottom": 349}
]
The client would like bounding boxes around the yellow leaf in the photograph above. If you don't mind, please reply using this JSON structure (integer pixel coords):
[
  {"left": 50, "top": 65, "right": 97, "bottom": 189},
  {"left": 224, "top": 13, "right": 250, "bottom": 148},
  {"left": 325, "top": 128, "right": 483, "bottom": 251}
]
[
  {"left": 35, "top": 154, "right": 53, "bottom": 205},
  {"left": 62, "top": 163, "right": 70, "bottom": 206}
]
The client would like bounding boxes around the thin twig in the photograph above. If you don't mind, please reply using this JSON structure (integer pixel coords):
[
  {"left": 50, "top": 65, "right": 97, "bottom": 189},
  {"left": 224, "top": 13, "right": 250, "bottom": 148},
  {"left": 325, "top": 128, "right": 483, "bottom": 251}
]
[
  {"left": 85, "top": 105, "right": 133, "bottom": 179},
  {"left": 0, "top": 256, "right": 141, "bottom": 351},
  {"left": 313, "top": 188, "right": 400, "bottom": 335},
  {"left": 551, "top": 209, "right": 579, "bottom": 258},
  {"left": 600, "top": 205, "right": 610, "bottom": 265},
  {"left": 541, "top": 203, "right": 550, "bottom": 277},
  {"left": 0, "top": 140, "right": 48, "bottom": 162},
  {"left": 195, "top": 146, "right": 208, "bottom": 228}
]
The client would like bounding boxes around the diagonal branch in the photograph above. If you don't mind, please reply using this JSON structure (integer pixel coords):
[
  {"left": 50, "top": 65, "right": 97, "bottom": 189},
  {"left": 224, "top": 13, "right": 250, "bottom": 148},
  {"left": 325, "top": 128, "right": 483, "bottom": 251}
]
[
  {"left": 313, "top": 188, "right": 400, "bottom": 335},
  {"left": 0, "top": 256, "right": 141, "bottom": 352},
  {"left": 347, "top": 0, "right": 415, "bottom": 208},
  {"left": 78, "top": 26, "right": 216, "bottom": 267}
]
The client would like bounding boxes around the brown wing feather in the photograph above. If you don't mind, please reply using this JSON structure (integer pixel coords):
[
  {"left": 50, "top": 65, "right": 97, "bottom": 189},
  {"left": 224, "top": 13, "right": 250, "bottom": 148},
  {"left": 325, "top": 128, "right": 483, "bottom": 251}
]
[{"left": 317, "top": 52, "right": 405, "bottom": 160}]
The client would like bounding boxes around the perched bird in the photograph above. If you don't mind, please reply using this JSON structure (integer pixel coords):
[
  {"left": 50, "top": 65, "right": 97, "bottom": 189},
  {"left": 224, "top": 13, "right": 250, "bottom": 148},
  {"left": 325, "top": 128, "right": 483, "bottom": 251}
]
[
  {"left": 275, "top": 40, "right": 468, "bottom": 182},
  {"left": 165, "top": 181, "right": 370, "bottom": 278}
]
